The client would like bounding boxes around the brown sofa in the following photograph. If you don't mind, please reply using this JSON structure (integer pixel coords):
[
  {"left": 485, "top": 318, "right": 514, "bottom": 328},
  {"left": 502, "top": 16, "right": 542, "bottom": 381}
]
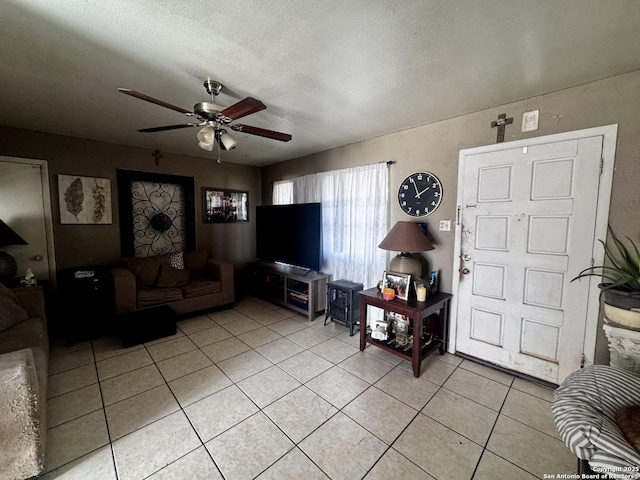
[
  {"left": 0, "top": 285, "right": 48, "bottom": 480},
  {"left": 112, "top": 250, "right": 234, "bottom": 316}
]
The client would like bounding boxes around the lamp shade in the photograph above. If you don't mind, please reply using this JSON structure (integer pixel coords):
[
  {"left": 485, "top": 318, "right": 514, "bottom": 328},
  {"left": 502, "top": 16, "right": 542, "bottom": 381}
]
[
  {"left": 197, "top": 126, "right": 215, "bottom": 150},
  {"left": 198, "top": 141, "right": 214, "bottom": 151},
  {"left": 218, "top": 130, "right": 237, "bottom": 150},
  {"left": 378, "top": 221, "right": 434, "bottom": 253},
  {"left": 0, "top": 220, "right": 27, "bottom": 282},
  {"left": 0, "top": 220, "right": 27, "bottom": 247}
]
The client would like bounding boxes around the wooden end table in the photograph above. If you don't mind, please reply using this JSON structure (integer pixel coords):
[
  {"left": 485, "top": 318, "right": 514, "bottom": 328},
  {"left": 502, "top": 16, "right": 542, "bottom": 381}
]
[{"left": 359, "top": 288, "right": 452, "bottom": 377}]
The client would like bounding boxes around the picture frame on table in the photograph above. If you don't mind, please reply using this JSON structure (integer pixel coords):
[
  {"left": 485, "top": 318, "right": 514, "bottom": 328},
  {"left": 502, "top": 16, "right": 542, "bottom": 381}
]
[
  {"left": 202, "top": 188, "right": 249, "bottom": 223},
  {"left": 382, "top": 271, "right": 411, "bottom": 301}
]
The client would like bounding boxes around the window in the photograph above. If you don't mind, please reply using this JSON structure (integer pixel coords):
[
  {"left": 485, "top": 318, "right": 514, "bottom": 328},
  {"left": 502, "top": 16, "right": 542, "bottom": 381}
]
[{"left": 273, "top": 163, "right": 388, "bottom": 288}]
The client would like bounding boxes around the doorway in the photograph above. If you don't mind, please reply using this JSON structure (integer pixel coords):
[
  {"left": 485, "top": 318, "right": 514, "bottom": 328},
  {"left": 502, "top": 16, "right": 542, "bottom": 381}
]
[
  {"left": 450, "top": 125, "right": 617, "bottom": 384},
  {"left": 0, "top": 156, "right": 56, "bottom": 283}
]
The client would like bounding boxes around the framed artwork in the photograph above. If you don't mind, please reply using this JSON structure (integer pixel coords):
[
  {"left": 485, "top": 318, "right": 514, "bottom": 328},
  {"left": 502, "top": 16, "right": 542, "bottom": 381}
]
[
  {"left": 383, "top": 271, "right": 412, "bottom": 301},
  {"left": 203, "top": 188, "right": 249, "bottom": 223},
  {"left": 58, "top": 174, "right": 112, "bottom": 224},
  {"left": 116, "top": 170, "right": 196, "bottom": 257}
]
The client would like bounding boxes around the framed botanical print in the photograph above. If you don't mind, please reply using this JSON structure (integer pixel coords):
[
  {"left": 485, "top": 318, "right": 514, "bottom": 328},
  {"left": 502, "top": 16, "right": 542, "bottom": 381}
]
[
  {"left": 58, "top": 174, "right": 112, "bottom": 224},
  {"left": 203, "top": 188, "right": 249, "bottom": 223}
]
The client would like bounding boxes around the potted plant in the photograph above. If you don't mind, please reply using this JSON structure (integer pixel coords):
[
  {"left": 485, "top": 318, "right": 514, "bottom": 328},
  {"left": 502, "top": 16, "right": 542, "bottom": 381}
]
[
  {"left": 572, "top": 226, "right": 640, "bottom": 329},
  {"left": 572, "top": 226, "right": 640, "bottom": 372}
]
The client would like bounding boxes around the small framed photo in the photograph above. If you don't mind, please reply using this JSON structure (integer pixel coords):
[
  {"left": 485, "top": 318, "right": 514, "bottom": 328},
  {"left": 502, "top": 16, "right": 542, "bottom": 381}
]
[
  {"left": 382, "top": 271, "right": 412, "bottom": 301},
  {"left": 203, "top": 188, "right": 249, "bottom": 223}
]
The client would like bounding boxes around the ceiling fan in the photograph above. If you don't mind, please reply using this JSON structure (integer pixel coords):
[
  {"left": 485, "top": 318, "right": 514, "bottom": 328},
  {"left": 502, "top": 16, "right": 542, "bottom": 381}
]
[{"left": 118, "top": 79, "right": 292, "bottom": 161}]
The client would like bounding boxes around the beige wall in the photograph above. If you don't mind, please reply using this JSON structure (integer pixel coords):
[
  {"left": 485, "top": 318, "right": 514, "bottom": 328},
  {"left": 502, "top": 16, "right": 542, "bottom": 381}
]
[
  {"left": 262, "top": 70, "right": 640, "bottom": 363},
  {"left": 0, "top": 127, "right": 261, "bottom": 272},
  {"left": 263, "top": 70, "right": 640, "bottom": 284}
]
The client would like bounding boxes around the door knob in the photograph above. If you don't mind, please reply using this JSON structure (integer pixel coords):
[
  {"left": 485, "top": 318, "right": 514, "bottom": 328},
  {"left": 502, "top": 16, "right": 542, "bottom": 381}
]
[
  {"left": 462, "top": 254, "right": 471, "bottom": 261},
  {"left": 460, "top": 267, "right": 470, "bottom": 275},
  {"left": 33, "top": 255, "right": 43, "bottom": 261}
]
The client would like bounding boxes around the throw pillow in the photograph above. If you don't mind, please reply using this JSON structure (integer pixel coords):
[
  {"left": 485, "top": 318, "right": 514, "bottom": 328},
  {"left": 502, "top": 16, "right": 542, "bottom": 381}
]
[
  {"left": 0, "top": 283, "right": 29, "bottom": 333},
  {"left": 168, "top": 251, "right": 185, "bottom": 270},
  {"left": 123, "top": 254, "right": 170, "bottom": 287},
  {"left": 156, "top": 263, "right": 191, "bottom": 288}
]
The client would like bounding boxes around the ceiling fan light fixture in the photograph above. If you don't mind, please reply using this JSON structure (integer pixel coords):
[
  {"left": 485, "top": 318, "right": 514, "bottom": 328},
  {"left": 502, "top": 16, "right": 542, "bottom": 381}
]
[
  {"left": 197, "top": 126, "right": 215, "bottom": 145},
  {"left": 218, "top": 130, "right": 237, "bottom": 150},
  {"left": 198, "top": 140, "right": 214, "bottom": 151}
]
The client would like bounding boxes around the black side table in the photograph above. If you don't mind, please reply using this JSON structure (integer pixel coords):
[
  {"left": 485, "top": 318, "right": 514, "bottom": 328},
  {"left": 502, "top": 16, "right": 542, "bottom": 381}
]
[
  {"left": 57, "top": 265, "right": 113, "bottom": 344},
  {"left": 325, "top": 280, "right": 364, "bottom": 336}
]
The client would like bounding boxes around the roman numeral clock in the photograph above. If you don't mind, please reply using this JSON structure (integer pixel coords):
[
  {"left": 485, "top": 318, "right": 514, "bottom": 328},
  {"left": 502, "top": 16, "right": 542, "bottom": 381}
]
[{"left": 398, "top": 172, "right": 442, "bottom": 216}]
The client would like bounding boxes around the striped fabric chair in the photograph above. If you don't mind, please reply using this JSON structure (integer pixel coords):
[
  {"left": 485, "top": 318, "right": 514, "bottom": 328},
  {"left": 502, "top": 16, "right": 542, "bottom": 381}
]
[{"left": 552, "top": 365, "right": 640, "bottom": 479}]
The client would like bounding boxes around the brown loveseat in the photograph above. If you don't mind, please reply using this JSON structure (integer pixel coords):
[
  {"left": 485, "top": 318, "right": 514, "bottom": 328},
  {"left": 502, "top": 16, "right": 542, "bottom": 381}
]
[
  {"left": 111, "top": 250, "right": 234, "bottom": 316},
  {"left": 0, "top": 285, "right": 48, "bottom": 480}
]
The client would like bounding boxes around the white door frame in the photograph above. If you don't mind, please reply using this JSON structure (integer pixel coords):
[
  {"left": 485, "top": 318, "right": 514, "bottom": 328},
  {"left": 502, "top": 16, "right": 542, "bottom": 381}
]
[
  {"left": 0, "top": 155, "right": 57, "bottom": 284},
  {"left": 449, "top": 125, "right": 618, "bottom": 368}
]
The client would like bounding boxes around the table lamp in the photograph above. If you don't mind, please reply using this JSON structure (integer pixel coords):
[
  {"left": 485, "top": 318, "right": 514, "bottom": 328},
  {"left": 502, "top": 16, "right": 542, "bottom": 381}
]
[
  {"left": 0, "top": 219, "right": 28, "bottom": 283},
  {"left": 378, "top": 221, "right": 434, "bottom": 279}
]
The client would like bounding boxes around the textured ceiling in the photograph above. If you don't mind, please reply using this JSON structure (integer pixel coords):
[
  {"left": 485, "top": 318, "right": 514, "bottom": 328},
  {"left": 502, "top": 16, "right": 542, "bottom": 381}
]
[{"left": 1, "top": 1, "right": 640, "bottom": 166}]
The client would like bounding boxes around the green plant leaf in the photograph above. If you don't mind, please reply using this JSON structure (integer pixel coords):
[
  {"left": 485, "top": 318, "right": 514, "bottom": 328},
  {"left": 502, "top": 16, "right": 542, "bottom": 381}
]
[{"left": 572, "top": 225, "right": 640, "bottom": 293}]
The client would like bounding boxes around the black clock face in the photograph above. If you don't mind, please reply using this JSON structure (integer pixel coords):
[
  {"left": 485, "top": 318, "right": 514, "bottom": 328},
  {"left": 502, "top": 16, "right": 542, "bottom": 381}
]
[{"left": 398, "top": 172, "right": 442, "bottom": 217}]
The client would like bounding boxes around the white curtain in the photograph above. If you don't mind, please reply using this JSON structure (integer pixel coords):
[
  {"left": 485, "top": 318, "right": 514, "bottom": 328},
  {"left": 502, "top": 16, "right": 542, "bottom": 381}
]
[
  {"left": 273, "top": 163, "right": 388, "bottom": 288},
  {"left": 272, "top": 181, "right": 293, "bottom": 205}
]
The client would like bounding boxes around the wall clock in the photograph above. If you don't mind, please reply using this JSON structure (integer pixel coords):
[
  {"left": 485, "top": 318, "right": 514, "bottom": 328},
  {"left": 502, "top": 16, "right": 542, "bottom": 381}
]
[{"left": 398, "top": 172, "right": 442, "bottom": 216}]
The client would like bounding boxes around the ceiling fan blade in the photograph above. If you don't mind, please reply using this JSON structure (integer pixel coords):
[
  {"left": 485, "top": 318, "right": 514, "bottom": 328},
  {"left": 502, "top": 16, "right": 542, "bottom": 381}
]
[
  {"left": 231, "top": 124, "right": 292, "bottom": 142},
  {"left": 138, "top": 123, "right": 200, "bottom": 133},
  {"left": 220, "top": 97, "right": 266, "bottom": 120},
  {"left": 118, "top": 88, "right": 192, "bottom": 115}
]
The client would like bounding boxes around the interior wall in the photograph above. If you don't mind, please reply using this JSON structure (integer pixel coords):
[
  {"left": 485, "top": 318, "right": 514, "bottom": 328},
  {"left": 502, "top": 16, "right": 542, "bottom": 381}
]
[
  {"left": 262, "top": 69, "right": 640, "bottom": 364},
  {"left": 0, "top": 127, "right": 261, "bottom": 274}
]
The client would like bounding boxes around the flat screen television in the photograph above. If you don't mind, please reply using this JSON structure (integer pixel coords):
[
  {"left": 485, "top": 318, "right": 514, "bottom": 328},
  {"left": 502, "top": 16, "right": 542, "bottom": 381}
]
[{"left": 256, "top": 203, "right": 322, "bottom": 272}]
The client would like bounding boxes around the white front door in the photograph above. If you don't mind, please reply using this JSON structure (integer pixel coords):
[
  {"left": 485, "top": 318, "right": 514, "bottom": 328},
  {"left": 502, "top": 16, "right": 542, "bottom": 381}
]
[
  {"left": 451, "top": 126, "right": 616, "bottom": 384},
  {"left": 0, "top": 157, "right": 55, "bottom": 282}
]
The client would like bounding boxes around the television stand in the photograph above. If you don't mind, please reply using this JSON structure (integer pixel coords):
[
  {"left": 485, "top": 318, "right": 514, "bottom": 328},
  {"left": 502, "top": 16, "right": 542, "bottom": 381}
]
[{"left": 248, "top": 262, "right": 332, "bottom": 322}]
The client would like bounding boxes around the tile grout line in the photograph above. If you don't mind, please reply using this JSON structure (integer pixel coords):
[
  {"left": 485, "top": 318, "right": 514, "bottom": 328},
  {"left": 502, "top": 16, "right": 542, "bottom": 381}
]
[
  {"left": 471, "top": 375, "right": 551, "bottom": 479},
  {"left": 91, "top": 339, "right": 122, "bottom": 480},
  {"left": 466, "top": 372, "right": 515, "bottom": 480},
  {"left": 134, "top": 339, "right": 229, "bottom": 480},
  {"left": 41, "top": 339, "right": 120, "bottom": 478}
]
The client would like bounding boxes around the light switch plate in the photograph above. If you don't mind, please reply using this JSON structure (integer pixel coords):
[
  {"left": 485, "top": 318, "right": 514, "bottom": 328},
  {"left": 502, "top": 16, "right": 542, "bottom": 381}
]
[
  {"left": 439, "top": 220, "right": 451, "bottom": 231},
  {"left": 522, "top": 110, "right": 539, "bottom": 132}
]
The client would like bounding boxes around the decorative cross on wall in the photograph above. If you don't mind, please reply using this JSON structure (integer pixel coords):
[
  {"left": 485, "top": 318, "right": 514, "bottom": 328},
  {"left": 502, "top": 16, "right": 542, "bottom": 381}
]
[
  {"left": 491, "top": 113, "right": 513, "bottom": 143},
  {"left": 152, "top": 150, "right": 163, "bottom": 166}
]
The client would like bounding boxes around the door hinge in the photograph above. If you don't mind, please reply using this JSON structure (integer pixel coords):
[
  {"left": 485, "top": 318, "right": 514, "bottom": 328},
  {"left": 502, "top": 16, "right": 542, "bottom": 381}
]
[
  {"left": 580, "top": 353, "right": 585, "bottom": 368},
  {"left": 590, "top": 258, "right": 595, "bottom": 268},
  {"left": 456, "top": 206, "right": 461, "bottom": 225},
  {"left": 599, "top": 157, "right": 604, "bottom": 175}
]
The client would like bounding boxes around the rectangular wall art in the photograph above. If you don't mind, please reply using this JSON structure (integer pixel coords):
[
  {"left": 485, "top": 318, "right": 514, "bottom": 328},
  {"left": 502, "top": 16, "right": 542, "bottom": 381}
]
[
  {"left": 203, "top": 188, "right": 249, "bottom": 223},
  {"left": 58, "top": 174, "right": 112, "bottom": 224}
]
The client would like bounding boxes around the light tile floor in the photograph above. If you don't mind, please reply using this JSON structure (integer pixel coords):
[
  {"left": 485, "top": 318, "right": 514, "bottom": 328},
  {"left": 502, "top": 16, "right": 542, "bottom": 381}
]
[{"left": 43, "top": 297, "right": 577, "bottom": 480}]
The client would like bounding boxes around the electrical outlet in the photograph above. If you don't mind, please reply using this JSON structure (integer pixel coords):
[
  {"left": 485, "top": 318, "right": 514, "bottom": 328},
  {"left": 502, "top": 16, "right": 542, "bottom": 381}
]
[{"left": 439, "top": 220, "right": 451, "bottom": 231}]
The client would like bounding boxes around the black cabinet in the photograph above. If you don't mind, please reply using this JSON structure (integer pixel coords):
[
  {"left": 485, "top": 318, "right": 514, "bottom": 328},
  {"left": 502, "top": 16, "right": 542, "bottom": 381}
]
[
  {"left": 325, "top": 280, "right": 364, "bottom": 336},
  {"left": 57, "top": 265, "right": 113, "bottom": 344}
]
